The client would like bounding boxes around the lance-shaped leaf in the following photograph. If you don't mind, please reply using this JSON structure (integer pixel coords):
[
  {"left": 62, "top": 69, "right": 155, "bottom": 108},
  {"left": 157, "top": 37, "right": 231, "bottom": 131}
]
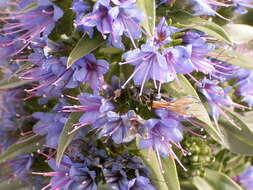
[
  {"left": 137, "top": 138, "right": 181, "bottom": 190},
  {"left": 136, "top": 0, "right": 156, "bottom": 37},
  {"left": 168, "top": 10, "right": 232, "bottom": 44},
  {"left": 161, "top": 156, "right": 181, "bottom": 190},
  {"left": 224, "top": 24, "right": 253, "bottom": 44},
  {"left": 0, "top": 180, "right": 28, "bottom": 189},
  {"left": 56, "top": 112, "right": 83, "bottom": 166},
  {"left": 193, "top": 169, "right": 244, "bottom": 190},
  {"left": 67, "top": 34, "right": 105, "bottom": 68},
  {"left": 218, "top": 110, "right": 253, "bottom": 155},
  {"left": 0, "top": 135, "right": 43, "bottom": 164},
  {"left": 166, "top": 75, "right": 222, "bottom": 141},
  {"left": 213, "top": 49, "right": 253, "bottom": 70},
  {"left": 0, "top": 76, "right": 30, "bottom": 90}
]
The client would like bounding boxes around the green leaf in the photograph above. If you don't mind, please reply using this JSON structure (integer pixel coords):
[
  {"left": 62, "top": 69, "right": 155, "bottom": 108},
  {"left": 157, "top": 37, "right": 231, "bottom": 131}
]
[
  {"left": 213, "top": 49, "right": 253, "bottom": 70},
  {"left": 162, "top": 156, "right": 181, "bottom": 190},
  {"left": 67, "top": 34, "right": 105, "bottom": 68},
  {"left": 169, "top": 10, "right": 232, "bottom": 44},
  {"left": 138, "top": 148, "right": 170, "bottom": 190},
  {"left": 193, "top": 169, "right": 244, "bottom": 190},
  {"left": 56, "top": 112, "right": 82, "bottom": 166},
  {"left": 0, "top": 180, "right": 28, "bottom": 190},
  {"left": 219, "top": 110, "right": 253, "bottom": 155},
  {"left": 0, "top": 135, "right": 43, "bottom": 164},
  {"left": 0, "top": 76, "right": 30, "bottom": 90},
  {"left": 136, "top": 0, "right": 156, "bottom": 37},
  {"left": 224, "top": 24, "right": 253, "bottom": 44},
  {"left": 166, "top": 75, "right": 222, "bottom": 141}
]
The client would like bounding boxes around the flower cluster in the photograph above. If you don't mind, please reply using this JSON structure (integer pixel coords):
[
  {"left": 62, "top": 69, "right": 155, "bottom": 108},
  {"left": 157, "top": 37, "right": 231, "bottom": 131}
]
[{"left": 0, "top": 0, "right": 253, "bottom": 189}]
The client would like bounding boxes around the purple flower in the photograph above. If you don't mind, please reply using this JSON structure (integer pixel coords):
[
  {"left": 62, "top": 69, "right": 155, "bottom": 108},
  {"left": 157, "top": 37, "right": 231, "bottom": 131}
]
[
  {"left": 129, "top": 176, "right": 156, "bottom": 190},
  {"left": 32, "top": 100, "right": 69, "bottom": 148},
  {"left": 236, "top": 69, "right": 253, "bottom": 108},
  {"left": 233, "top": 0, "right": 253, "bottom": 14},
  {"left": 103, "top": 168, "right": 129, "bottom": 190},
  {"left": 139, "top": 118, "right": 186, "bottom": 171},
  {"left": 72, "top": 0, "right": 93, "bottom": 37},
  {"left": 163, "top": 31, "right": 216, "bottom": 79},
  {"left": 0, "top": 0, "right": 63, "bottom": 59},
  {"left": 154, "top": 17, "right": 177, "bottom": 47},
  {"left": 76, "top": 0, "right": 143, "bottom": 49},
  {"left": 121, "top": 41, "right": 174, "bottom": 95},
  {"left": 108, "top": 0, "right": 144, "bottom": 49},
  {"left": 199, "top": 78, "right": 244, "bottom": 128},
  {"left": 33, "top": 155, "right": 97, "bottom": 190},
  {"left": 238, "top": 166, "right": 253, "bottom": 190},
  {"left": 0, "top": 89, "right": 25, "bottom": 151},
  {"left": 73, "top": 53, "right": 109, "bottom": 93},
  {"left": 77, "top": 0, "right": 112, "bottom": 37},
  {"left": 62, "top": 93, "right": 114, "bottom": 133},
  {"left": 7, "top": 154, "right": 32, "bottom": 178},
  {"left": 19, "top": 48, "right": 88, "bottom": 97},
  {"left": 190, "top": 0, "right": 230, "bottom": 19},
  {"left": 93, "top": 110, "right": 142, "bottom": 144}
]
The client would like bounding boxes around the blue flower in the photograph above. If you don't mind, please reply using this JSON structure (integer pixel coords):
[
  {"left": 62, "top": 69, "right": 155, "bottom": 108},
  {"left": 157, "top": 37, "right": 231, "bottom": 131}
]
[
  {"left": 199, "top": 78, "right": 245, "bottom": 129},
  {"left": 63, "top": 93, "right": 114, "bottom": 133},
  {"left": 190, "top": 0, "right": 230, "bottom": 19},
  {"left": 139, "top": 118, "right": 185, "bottom": 171},
  {"left": 233, "top": 0, "right": 253, "bottom": 14},
  {"left": 236, "top": 69, "right": 253, "bottom": 108},
  {"left": 93, "top": 110, "right": 142, "bottom": 144},
  {"left": 0, "top": 0, "right": 63, "bottom": 59},
  {"left": 33, "top": 155, "right": 97, "bottom": 190},
  {"left": 72, "top": 0, "right": 93, "bottom": 37},
  {"left": 19, "top": 47, "right": 89, "bottom": 97},
  {"left": 32, "top": 100, "right": 69, "bottom": 148},
  {"left": 73, "top": 53, "right": 109, "bottom": 93},
  {"left": 108, "top": 0, "right": 144, "bottom": 49},
  {"left": 77, "top": 0, "right": 112, "bottom": 37},
  {"left": 129, "top": 176, "right": 156, "bottom": 190},
  {"left": 154, "top": 17, "right": 177, "bottom": 47},
  {"left": 238, "top": 166, "right": 253, "bottom": 190},
  {"left": 121, "top": 41, "right": 174, "bottom": 95},
  {"left": 103, "top": 168, "right": 129, "bottom": 190},
  {"left": 7, "top": 154, "right": 32, "bottom": 179},
  {"left": 163, "top": 31, "right": 216, "bottom": 79}
]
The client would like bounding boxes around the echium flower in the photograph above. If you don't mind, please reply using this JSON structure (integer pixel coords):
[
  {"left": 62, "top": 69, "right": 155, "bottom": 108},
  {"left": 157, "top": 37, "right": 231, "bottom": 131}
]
[
  {"left": 93, "top": 110, "right": 143, "bottom": 144},
  {"left": 129, "top": 176, "right": 156, "bottom": 190},
  {"left": 190, "top": 0, "right": 231, "bottom": 19},
  {"left": 62, "top": 93, "right": 114, "bottom": 133},
  {"left": 199, "top": 78, "right": 246, "bottom": 129},
  {"left": 32, "top": 99, "right": 69, "bottom": 148},
  {"left": 163, "top": 31, "right": 216, "bottom": 81},
  {"left": 236, "top": 166, "right": 253, "bottom": 190},
  {"left": 103, "top": 166, "right": 129, "bottom": 190},
  {"left": 0, "top": 0, "right": 63, "bottom": 59},
  {"left": 33, "top": 155, "right": 97, "bottom": 190},
  {"left": 76, "top": 0, "right": 112, "bottom": 38},
  {"left": 107, "top": 0, "right": 144, "bottom": 49},
  {"left": 236, "top": 69, "right": 253, "bottom": 108},
  {"left": 233, "top": 0, "right": 253, "bottom": 14},
  {"left": 6, "top": 154, "right": 32, "bottom": 179},
  {"left": 154, "top": 17, "right": 177, "bottom": 47},
  {"left": 121, "top": 40, "right": 174, "bottom": 95},
  {"left": 73, "top": 53, "right": 109, "bottom": 93},
  {"left": 139, "top": 118, "right": 186, "bottom": 172},
  {"left": 0, "top": 89, "right": 25, "bottom": 151},
  {"left": 72, "top": 0, "right": 93, "bottom": 37},
  {"left": 76, "top": 0, "right": 144, "bottom": 49},
  {"left": 19, "top": 49, "right": 78, "bottom": 97}
]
